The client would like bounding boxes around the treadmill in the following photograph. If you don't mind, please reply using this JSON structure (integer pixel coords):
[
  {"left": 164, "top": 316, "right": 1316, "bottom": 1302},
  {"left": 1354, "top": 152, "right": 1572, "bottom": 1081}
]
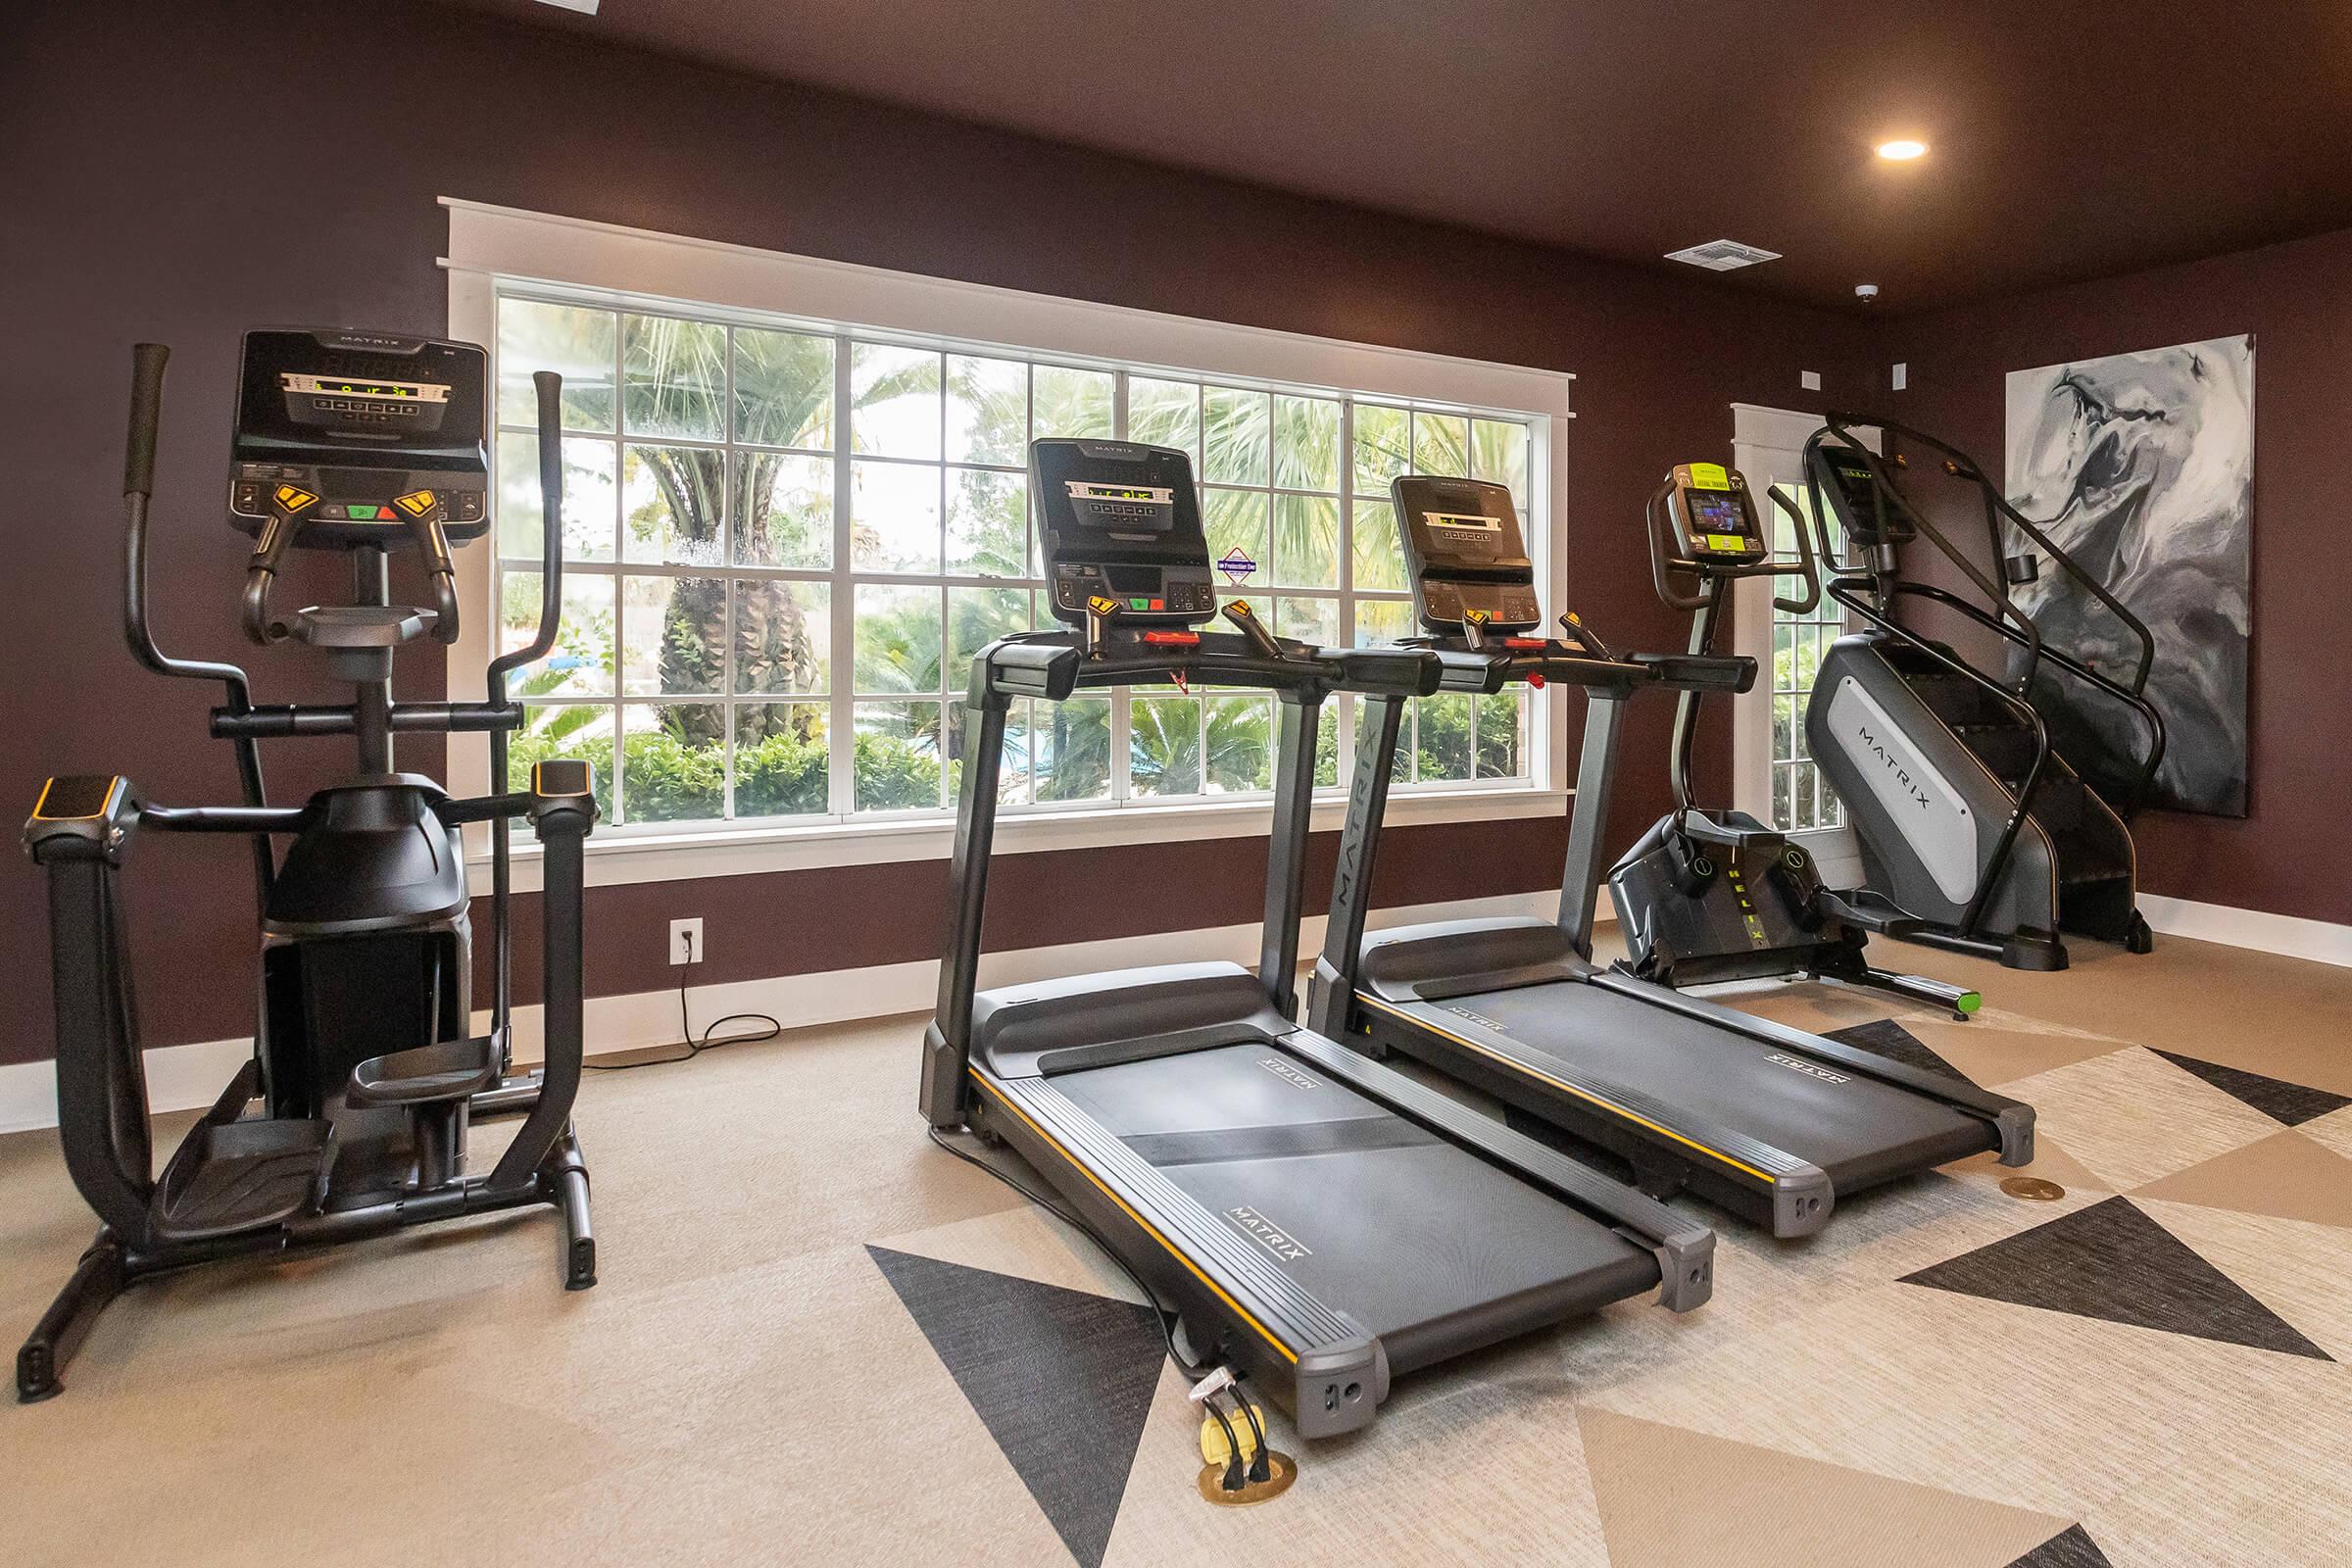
[
  {"left": 1302, "top": 473, "right": 2034, "bottom": 1239},
  {"left": 919, "top": 439, "right": 1714, "bottom": 1439}
]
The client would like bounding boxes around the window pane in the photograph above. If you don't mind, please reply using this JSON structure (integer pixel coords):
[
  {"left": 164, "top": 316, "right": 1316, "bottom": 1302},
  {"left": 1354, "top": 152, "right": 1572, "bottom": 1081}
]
[
  {"left": 850, "top": 344, "right": 942, "bottom": 460},
  {"left": 499, "top": 301, "right": 614, "bottom": 432},
  {"left": 945, "top": 355, "right": 1026, "bottom": 466},
  {"left": 1204, "top": 489, "right": 1267, "bottom": 585},
  {"left": 1417, "top": 693, "right": 1473, "bottom": 781},
  {"left": 732, "top": 451, "right": 832, "bottom": 569},
  {"left": 621, "top": 704, "right": 725, "bottom": 823},
  {"left": 945, "top": 702, "right": 1028, "bottom": 808},
  {"left": 1352, "top": 597, "right": 1414, "bottom": 647},
  {"left": 1132, "top": 695, "right": 1202, "bottom": 797},
  {"left": 1471, "top": 419, "right": 1530, "bottom": 502},
  {"left": 731, "top": 578, "right": 830, "bottom": 695},
  {"left": 854, "top": 583, "right": 944, "bottom": 696},
  {"left": 1204, "top": 386, "right": 1270, "bottom": 485},
  {"left": 1351, "top": 497, "right": 1406, "bottom": 592},
  {"left": 621, "top": 445, "right": 725, "bottom": 565},
  {"left": 1031, "top": 365, "right": 1113, "bottom": 440},
  {"left": 1271, "top": 493, "right": 1339, "bottom": 587},
  {"left": 1276, "top": 596, "right": 1339, "bottom": 648},
  {"left": 946, "top": 467, "right": 1027, "bottom": 578},
  {"left": 1353, "top": 404, "right": 1409, "bottom": 494},
  {"left": 733, "top": 327, "right": 834, "bottom": 450},
  {"left": 1128, "top": 377, "right": 1199, "bottom": 455},
  {"left": 1412, "top": 411, "right": 1468, "bottom": 476},
  {"left": 621, "top": 574, "right": 724, "bottom": 696},
  {"left": 500, "top": 433, "right": 615, "bottom": 562},
  {"left": 503, "top": 572, "right": 613, "bottom": 697},
  {"left": 1314, "top": 702, "right": 1342, "bottom": 788},
  {"left": 1477, "top": 691, "right": 1527, "bottom": 779},
  {"left": 1773, "top": 763, "right": 1793, "bottom": 829},
  {"left": 1773, "top": 694, "right": 1794, "bottom": 761},
  {"left": 1205, "top": 697, "right": 1274, "bottom": 793},
  {"left": 735, "top": 703, "right": 829, "bottom": 817},
  {"left": 1272, "top": 395, "right": 1341, "bottom": 492},
  {"left": 508, "top": 704, "right": 613, "bottom": 818},
  {"left": 1034, "top": 699, "right": 1111, "bottom": 802},
  {"left": 855, "top": 702, "right": 945, "bottom": 811},
  {"left": 850, "top": 460, "right": 942, "bottom": 573},
  {"left": 621, "top": 316, "right": 725, "bottom": 441},
  {"left": 948, "top": 586, "right": 1029, "bottom": 684}
]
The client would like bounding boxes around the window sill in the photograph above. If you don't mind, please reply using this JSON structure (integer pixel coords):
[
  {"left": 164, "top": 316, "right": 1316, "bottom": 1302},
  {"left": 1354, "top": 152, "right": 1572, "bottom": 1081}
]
[{"left": 467, "top": 785, "right": 1566, "bottom": 895}]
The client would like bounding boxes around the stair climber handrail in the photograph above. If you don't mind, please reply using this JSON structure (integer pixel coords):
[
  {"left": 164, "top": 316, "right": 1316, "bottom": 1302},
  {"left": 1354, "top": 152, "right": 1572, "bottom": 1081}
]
[
  {"left": 1824, "top": 415, "right": 2168, "bottom": 818},
  {"left": 1881, "top": 582, "right": 2166, "bottom": 821},
  {"left": 1821, "top": 575, "right": 2055, "bottom": 943}
]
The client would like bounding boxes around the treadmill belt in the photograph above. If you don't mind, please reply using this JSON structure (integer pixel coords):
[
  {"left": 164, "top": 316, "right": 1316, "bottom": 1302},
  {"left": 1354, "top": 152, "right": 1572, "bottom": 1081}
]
[
  {"left": 1046, "top": 1041, "right": 1657, "bottom": 1365},
  {"left": 1408, "top": 984, "right": 1992, "bottom": 1190},
  {"left": 1121, "top": 1116, "right": 1441, "bottom": 1168}
]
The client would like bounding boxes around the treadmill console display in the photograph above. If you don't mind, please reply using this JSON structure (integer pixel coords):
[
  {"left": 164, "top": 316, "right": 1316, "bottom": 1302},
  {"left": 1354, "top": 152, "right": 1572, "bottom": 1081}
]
[
  {"left": 1665, "top": 463, "right": 1767, "bottom": 564},
  {"left": 1391, "top": 475, "right": 1542, "bottom": 633},
  {"left": 228, "top": 329, "right": 490, "bottom": 547},
  {"left": 1032, "top": 439, "right": 1217, "bottom": 624}
]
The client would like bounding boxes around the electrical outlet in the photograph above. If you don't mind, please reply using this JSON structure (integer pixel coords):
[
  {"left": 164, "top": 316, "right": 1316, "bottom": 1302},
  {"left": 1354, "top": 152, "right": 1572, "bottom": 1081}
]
[{"left": 669, "top": 917, "right": 704, "bottom": 966}]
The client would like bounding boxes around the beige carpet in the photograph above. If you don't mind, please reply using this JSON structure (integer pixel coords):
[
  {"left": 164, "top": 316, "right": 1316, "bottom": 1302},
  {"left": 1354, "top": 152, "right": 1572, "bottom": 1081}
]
[{"left": 3, "top": 933, "right": 2349, "bottom": 1567}]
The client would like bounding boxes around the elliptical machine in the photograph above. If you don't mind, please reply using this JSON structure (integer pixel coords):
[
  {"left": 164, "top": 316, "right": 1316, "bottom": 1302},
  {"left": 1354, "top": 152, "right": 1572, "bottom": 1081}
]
[
  {"left": 19, "top": 330, "right": 598, "bottom": 1402},
  {"left": 1610, "top": 463, "right": 1981, "bottom": 1018}
]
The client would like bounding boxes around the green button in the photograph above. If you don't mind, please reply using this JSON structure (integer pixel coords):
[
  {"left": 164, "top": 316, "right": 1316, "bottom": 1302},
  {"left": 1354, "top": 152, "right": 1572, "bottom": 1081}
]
[{"left": 1130, "top": 597, "right": 1149, "bottom": 610}]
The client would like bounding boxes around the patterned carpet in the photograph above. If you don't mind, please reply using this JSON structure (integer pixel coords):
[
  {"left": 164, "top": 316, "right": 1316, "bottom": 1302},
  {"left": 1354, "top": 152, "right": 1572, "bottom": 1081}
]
[{"left": 1, "top": 932, "right": 2347, "bottom": 1566}]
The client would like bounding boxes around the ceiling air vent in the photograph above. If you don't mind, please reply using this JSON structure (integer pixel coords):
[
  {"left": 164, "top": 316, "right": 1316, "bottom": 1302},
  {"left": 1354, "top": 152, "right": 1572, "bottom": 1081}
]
[{"left": 1665, "top": 239, "right": 1783, "bottom": 271}]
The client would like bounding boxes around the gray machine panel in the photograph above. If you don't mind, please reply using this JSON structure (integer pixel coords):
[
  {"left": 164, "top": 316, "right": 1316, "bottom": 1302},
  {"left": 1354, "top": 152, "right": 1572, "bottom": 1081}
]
[{"left": 1051, "top": 1043, "right": 1658, "bottom": 1369}]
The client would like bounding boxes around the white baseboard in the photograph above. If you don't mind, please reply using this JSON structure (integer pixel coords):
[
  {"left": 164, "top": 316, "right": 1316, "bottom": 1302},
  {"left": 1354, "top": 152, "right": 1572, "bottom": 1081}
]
[
  {"left": 0, "top": 890, "right": 1556, "bottom": 1136},
  {"left": 2140, "top": 893, "right": 2352, "bottom": 968}
]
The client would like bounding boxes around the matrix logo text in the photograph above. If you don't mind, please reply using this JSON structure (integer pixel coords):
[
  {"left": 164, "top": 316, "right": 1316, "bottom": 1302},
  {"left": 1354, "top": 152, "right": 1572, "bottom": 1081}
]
[
  {"left": 1853, "top": 720, "right": 1932, "bottom": 809},
  {"left": 1224, "top": 1205, "right": 1312, "bottom": 1261},
  {"left": 1256, "top": 1056, "right": 1319, "bottom": 1091},
  {"left": 1765, "top": 1053, "right": 1850, "bottom": 1084}
]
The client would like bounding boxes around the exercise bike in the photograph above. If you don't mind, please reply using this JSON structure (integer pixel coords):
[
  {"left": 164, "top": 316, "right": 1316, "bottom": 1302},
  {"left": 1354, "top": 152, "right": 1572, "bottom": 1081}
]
[
  {"left": 1610, "top": 461, "right": 1983, "bottom": 1019},
  {"left": 19, "top": 329, "right": 597, "bottom": 1402}
]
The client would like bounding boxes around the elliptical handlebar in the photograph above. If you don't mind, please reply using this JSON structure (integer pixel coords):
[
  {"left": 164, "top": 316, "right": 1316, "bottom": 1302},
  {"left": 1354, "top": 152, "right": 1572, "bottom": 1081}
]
[
  {"left": 124, "top": 343, "right": 171, "bottom": 499},
  {"left": 1642, "top": 475, "right": 1816, "bottom": 613},
  {"left": 1763, "top": 486, "right": 1822, "bottom": 615}
]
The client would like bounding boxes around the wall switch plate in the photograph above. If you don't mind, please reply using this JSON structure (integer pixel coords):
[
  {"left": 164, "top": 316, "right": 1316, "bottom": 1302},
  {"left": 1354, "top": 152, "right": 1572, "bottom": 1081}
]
[
  {"left": 669, "top": 917, "right": 704, "bottom": 966},
  {"left": 1799, "top": 369, "right": 1822, "bottom": 391},
  {"left": 1892, "top": 362, "right": 1909, "bottom": 390}
]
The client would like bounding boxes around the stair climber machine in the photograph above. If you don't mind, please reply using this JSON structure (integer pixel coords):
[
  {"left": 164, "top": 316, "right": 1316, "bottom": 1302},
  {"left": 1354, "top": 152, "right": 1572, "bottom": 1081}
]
[
  {"left": 1304, "top": 474, "right": 2033, "bottom": 1238},
  {"left": 18, "top": 331, "right": 598, "bottom": 1402},
  {"left": 1610, "top": 463, "right": 1984, "bottom": 1019},
  {"left": 1793, "top": 416, "right": 2164, "bottom": 970},
  {"left": 920, "top": 439, "right": 1715, "bottom": 1443}
]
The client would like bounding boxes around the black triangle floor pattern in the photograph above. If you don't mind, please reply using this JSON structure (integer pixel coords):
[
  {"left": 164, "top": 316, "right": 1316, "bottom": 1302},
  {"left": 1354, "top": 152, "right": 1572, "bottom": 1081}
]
[
  {"left": 2007, "top": 1523, "right": 2114, "bottom": 1567},
  {"left": 2152, "top": 1049, "right": 2352, "bottom": 1127},
  {"left": 867, "top": 1246, "right": 1167, "bottom": 1568},
  {"left": 1899, "top": 1196, "right": 2332, "bottom": 1360},
  {"left": 1825, "top": 1018, "right": 1970, "bottom": 1082}
]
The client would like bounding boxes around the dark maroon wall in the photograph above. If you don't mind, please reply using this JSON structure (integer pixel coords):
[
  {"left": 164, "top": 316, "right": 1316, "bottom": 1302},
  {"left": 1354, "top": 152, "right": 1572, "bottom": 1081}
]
[
  {"left": 1872, "top": 226, "right": 2352, "bottom": 926},
  {"left": 0, "top": 0, "right": 1871, "bottom": 1062}
]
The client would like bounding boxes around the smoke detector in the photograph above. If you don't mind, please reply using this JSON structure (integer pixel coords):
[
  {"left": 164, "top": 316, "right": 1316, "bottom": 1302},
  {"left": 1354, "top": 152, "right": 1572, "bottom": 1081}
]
[
  {"left": 1665, "top": 239, "right": 1783, "bottom": 271},
  {"left": 1855, "top": 283, "right": 1881, "bottom": 302}
]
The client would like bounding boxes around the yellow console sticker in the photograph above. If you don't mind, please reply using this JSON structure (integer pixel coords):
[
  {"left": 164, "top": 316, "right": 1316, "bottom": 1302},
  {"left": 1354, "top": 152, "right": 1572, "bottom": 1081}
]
[{"left": 1686, "top": 462, "right": 1731, "bottom": 491}]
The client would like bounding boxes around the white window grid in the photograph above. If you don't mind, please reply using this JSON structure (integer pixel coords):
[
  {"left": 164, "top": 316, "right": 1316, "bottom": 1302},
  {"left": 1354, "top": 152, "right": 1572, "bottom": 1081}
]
[
  {"left": 490, "top": 285, "right": 1544, "bottom": 832},
  {"left": 1764, "top": 481, "right": 1845, "bottom": 832}
]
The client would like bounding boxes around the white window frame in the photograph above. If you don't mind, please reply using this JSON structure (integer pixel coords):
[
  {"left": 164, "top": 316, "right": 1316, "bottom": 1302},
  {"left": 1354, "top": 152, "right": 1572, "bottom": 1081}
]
[
  {"left": 1729, "top": 403, "right": 1879, "bottom": 884},
  {"left": 442, "top": 200, "right": 1573, "bottom": 892}
]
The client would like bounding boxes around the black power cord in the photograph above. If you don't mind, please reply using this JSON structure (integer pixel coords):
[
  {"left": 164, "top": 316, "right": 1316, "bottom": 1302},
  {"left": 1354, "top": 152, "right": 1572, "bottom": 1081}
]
[
  {"left": 584, "top": 945, "right": 781, "bottom": 1072},
  {"left": 925, "top": 1125, "right": 1206, "bottom": 1381}
]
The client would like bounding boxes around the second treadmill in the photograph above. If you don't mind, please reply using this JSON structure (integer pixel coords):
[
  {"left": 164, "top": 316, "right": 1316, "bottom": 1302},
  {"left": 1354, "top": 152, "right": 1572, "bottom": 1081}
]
[{"left": 1304, "top": 472, "right": 2034, "bottom": 1238}]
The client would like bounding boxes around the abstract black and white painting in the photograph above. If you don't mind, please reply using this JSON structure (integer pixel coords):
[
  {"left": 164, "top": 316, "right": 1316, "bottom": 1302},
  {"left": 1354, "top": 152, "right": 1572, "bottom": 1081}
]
[{"left": 2004, "top": 334, "right": 2253, "bottom": 816}]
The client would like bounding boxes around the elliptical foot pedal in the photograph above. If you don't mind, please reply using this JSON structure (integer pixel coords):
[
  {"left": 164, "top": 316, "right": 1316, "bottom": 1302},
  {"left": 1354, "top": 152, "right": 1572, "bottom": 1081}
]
[
  {"left": 348, "top": 1036, "right": 501, "bottom": 1107},
  {"left": 150, "top": 1116, "right": 335, "bottom": 1243}
]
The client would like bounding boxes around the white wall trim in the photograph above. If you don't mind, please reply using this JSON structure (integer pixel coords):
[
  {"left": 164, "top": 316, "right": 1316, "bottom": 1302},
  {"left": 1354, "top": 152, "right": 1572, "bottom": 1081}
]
[
  {"left": 473, "top": 784, "right": 1565, "bottom": 895},
  {"left": 2140, "top": 894, "right": 2352, "bottom": 969},
  {"left": 9, "top": 891, "right": 2345, "bottom": 1134},
  {"left": 0, "top": 890, "right": 1559, "bottom": 1135}
]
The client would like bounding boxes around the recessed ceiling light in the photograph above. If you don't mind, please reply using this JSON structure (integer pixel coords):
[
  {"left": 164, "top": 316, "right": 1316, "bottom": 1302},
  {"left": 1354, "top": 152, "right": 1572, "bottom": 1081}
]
[{"left": 1876, "top": 139, "right": 1928, "bottom": 161}]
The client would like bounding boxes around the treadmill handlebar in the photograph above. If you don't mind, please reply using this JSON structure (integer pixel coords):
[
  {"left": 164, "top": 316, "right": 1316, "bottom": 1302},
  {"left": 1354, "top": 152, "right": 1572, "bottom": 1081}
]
[
  {"left": 970, "top": 629, "right": 1442, "bottom": 704},
  {"left": 1423, "top": 641, "right": 1754, "bottom": 697}
]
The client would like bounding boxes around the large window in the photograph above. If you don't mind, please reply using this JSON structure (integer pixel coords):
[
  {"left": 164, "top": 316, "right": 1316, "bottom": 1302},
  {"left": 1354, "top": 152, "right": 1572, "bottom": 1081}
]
[
  {"left": 491, "top": 289, "right": 1541, "bottom": 831},
  {"left": 1763, "top": 481, "right": 1845, "bottom": 832}
]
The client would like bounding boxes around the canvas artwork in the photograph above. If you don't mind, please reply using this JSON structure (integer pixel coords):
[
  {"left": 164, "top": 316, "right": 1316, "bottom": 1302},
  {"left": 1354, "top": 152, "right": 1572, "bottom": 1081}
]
[{"left": 2004, "top": 334, "right": 2253, "bottom": 817}]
